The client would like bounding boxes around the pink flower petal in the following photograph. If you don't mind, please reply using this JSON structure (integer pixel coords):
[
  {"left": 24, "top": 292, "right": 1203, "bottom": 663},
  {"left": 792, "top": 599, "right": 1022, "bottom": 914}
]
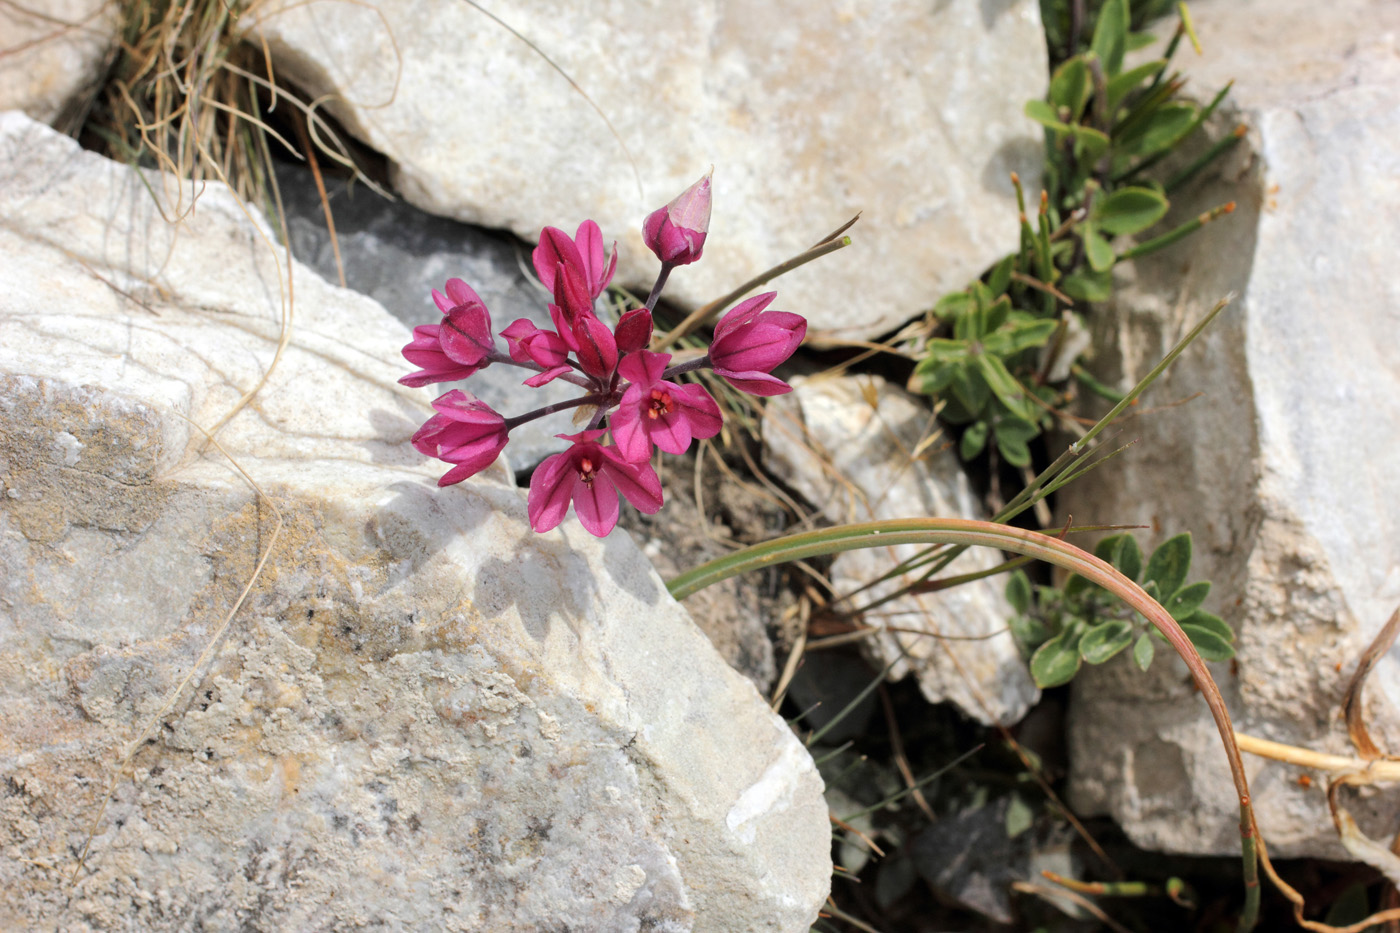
[
  {"left": 527, "top": 451, "right": 578, "bottom": 533},
  {"left": 571, "top": 472, "right": 621, "bottom": 537}
]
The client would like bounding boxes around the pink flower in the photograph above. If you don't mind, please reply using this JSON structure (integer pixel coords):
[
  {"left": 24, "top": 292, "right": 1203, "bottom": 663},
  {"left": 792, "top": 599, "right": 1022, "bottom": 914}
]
[
  {"left": 528, "top": 430, "right": 663, "bottom": 536},
  {"left": 399, "top": 323, "right": 487, "bottom": 387},
  {"left": 501, "top": 318, "right": 573, "bottom": 387},
  {"left": 571, "top": 312, "right": 619, "bottom": 383},
  {"left": 411, "top": 390, "right": 510, "bottom": 486},
  {"left": 611, "top": 351, "right": 722, "bottom": 461},
  {"left": 613, "top": 307, "right": 653, "bottom": 354},
  {"left": 433, "top": 278, "right": 495, "bottom": 367},
  {"left": 533, "top": 221, "right": 617, "bottom": 301},
  {"left": 643, "top": 171, "right": 712, "bottom": 266},
  {"left": 708, "top": 292, "right": 806, "bottom": 396}
]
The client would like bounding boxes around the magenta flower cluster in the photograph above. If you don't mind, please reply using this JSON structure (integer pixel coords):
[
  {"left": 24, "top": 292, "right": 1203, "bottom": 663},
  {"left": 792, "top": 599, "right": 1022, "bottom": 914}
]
[{"left": 400, "top": 173, "right": 807, "bottom": 537}]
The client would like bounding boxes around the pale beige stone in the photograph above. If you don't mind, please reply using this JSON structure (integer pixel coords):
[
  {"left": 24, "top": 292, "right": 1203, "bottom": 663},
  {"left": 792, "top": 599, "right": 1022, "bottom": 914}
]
[{"left": 246, "top": 0, "right": 1047, "bottom": 344}]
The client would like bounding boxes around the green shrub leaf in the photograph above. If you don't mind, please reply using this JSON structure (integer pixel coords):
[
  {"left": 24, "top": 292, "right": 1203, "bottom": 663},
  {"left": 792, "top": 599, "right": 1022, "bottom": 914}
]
[
  {"left": 1144, "top": 532, "right": 1192, "bottom": 598},
  {"left": 1049, "top": 56, "right": 1092, "bottom": 120},
  {"left": 1084, "top": 228, "right": 1116, "bottom": 272},
  {"left": 1106, "top": 59, "right": 1167, "bottom": 113},
  {"left": 994, "top": 416, "right": 1038, "bottom": 467},
  {"left": 1090, "top": 0, "right": 1129, "bottom": 76},
  {"left": 1031, "top": 631, "right": 1084, "bottom": 687},
  {"left": 1080, "top": 619, "right": 1135, "bottom": 664},
  {"left": 1061, "top": 270, "right": 1114, "bottom": 302},
  {"left": 1005, "top": 569, "right": 1032, "bottom": 615},
  {"left": 1009, "top": 613, "right": 1049, "bottom": 649},
  {"left": 1121, "top": 102, "right": 1196, "bottom": 157},
  {"left": 1180, "top": 609, "right": 1234, "bottom": 644},
  {"left": 1164, "top": 580, "right": 1211, "bottom": 620},
  {"left": 1133, "top": 631, "right": 1155, "bottom": 671},
  {"left": 960, "top": 419, "right": 989, "bottom": 460},
  {"left": 1094, "top": 533, "right": 1143, "bottom": 582},
  {"left": 1180, "top": 623, "right": 1235, "bottom": 662},
  {"left": 1094, "top": 186, "right": 1170, "bottom": 235}
]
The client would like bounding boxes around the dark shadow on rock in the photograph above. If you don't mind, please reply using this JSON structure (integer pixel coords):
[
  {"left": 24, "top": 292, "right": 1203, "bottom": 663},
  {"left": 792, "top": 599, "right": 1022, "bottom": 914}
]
[
  {"left": 365, "top": 406, "right": 429, "bottom": 466},
  {"left": 276, "top": 161, "right": 583, "bottom": 470},
  {"left": 979, "top": 0, "right": 1019, "bottom": 30},
  {"left": 600, "top": 527, "right": 661, "bottom": 607},
  {"left": 980, "top": 136, "right": 1044, "bottom": 198}
]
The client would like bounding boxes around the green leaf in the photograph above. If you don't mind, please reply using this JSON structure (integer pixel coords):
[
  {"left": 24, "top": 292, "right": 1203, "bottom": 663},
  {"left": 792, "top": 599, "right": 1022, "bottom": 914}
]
[
  {"left": 1123, "top": 30, "right": 1158, "bottom": 53},
  {"left": 983, "top": 319, "right": 1057, "bottom": 357},
  {"left": 1095, "top": 533, "right": 1143, "bottom": 582},
  {"left": 1005, "top": 793, "right": 1035, "bottom": 838},
  {"left": 1133, "top": 631, "right": 1155, "bottom": 671},
  {"left": 950, "top": 364, "right": 991, "bottom": 414},
  {"left": 1106, "top": 59, "right": 1167, "bottom": 113},
  {"left": 1031, "top": 631, "right": 1084, "bottom": 687},
  {"left": 1005, "top": 569, "right": 1032, "bottom": 614},
  {"left": 1072, "top": 125, "right": 1112, "bottom": 163},
  {"left": 1090, "top": 0, "right": 1130, "bottom": 76},
  {"left": 933, "top": 290, "right": 972, "bottom": 319},
  {"left": 994, "top": 416, "right": 1039, "bottom": 468},
  {"left": 1061, "top": 269, "right": 1113, "bottom": 302},
  {"left": 1080, "top": 619, "right": 1135, "bottom": 664},
  {"left": 1025, "top": 98, "right": 1072, "bottom": 133},
  {"left": 1009, "top": 613, "right": 1049, "bottom": 649},
  {"left": 1164, "top": 580, "right": 1211, "bottom": 621},
  {"left": 983, "top": 295, "right": 1012, "bottom": 335},
  {"left": 1064, "top": 571, "right": 1094, "bottom": 601},
  {"left": 1144, "top": 532, "right": 1192, "bottom": 598},
  {"left": 1094, "top": 186, "right": 1170, "bottom": 236},
  {"left": 1049, "top": 56, "right": 1092, "bottom": 120},
  {"left": 1084, "top": 227, "right": 1115, "bottom": 273},
  {"left": 960, "top": 419, "right": 989, "bottom": 460},
  {"left": 1180, "top": 623, "right": 1235, "bottom": 662},
  {"left": 986, "top": 254, "right": 1015, "bottom": 299},
  {"left": 973, "top": 353, "right": 1031, "bottom": 419},
  {"left": 911, "top": 351, "right": 961, "bottom": 395},
  {"left": 1180, "top": 609, "right": 1234, "bottom": 644},
  {"left": 1122, "top": 102, "right": 1197, "bottom": 157}
]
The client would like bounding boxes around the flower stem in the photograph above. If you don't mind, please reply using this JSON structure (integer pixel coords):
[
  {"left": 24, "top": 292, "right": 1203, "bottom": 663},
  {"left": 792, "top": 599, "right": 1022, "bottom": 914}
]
[
  {"left": 503, "top": 394, "right": 604, "bottom": 431},
  {"left": 487, "top": 349, "right": 591, "bottom": 389},
  {"left": 645, "top": 263, "right": 673, "bottom": 312},
  {"left": 660, "top": 355, "right": 711, "bottom": 380}
]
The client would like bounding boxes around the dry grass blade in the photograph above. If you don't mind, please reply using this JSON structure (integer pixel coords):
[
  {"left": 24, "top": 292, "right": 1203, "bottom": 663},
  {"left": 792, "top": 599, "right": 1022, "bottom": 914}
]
[
  {"left": 1343, "top": 604, "right": 1400, "bottom": 761},
  {"left": 1011, "top": 881, "right": 1134, "bottom": 933}
]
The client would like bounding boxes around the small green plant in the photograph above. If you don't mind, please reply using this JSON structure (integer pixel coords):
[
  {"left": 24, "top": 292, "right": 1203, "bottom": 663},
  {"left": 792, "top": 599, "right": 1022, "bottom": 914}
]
[
  {"left": 1006, "top": 531, "right": 1235, "bottom": 688},
  {"left": 908, "top": 0, "right": 1242, "bottom": 464}
]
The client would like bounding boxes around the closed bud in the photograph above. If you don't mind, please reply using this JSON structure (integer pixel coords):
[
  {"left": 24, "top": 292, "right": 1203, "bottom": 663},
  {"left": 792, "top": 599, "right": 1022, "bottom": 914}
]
[{"left": 643, "top": 171, "right": 712, "bottom": 267}]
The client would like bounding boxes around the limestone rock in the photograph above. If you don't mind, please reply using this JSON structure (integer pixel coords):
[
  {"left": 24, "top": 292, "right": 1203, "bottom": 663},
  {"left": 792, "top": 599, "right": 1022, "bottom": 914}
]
[
  {"left": 0, "top": 112, "right": 829, "bottom": 931},
  {"left": 276, "top": 163, "right": 577, "bottom": 471},
  {"left": 1061, "top": 0, "right": 1400, "bottom": 858},
  {"left": 0, "top": 0, "right": 117, "bottom": 126},
  {"left": 763, "top": 375, "right": 1038, "bottom": 725},
  {"left": 246, "top": 0, "right": 1047, "bottom": 343}
]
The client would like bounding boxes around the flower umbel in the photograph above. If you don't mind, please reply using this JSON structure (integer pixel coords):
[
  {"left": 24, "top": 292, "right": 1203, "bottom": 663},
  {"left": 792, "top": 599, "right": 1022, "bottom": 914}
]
[{"left": 399, "top": 174, "right": 809, "bottom": 536}]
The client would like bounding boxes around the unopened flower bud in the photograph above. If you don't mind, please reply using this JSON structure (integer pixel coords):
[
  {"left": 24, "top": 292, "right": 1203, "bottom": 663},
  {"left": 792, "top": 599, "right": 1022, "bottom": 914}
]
[{"left": 643, "top": 171, "right": 712, "bottom": 266}]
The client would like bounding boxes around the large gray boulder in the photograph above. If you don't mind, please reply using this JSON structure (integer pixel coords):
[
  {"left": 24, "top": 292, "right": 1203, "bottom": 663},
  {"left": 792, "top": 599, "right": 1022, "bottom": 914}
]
[
  {"left": 246, "top": 0, "right": 1047, "bottom": 343},
  {"left": 1061, "top": 0, "right": 1400, "bottom": 857},
  {"left": 0, "top": 112, "right": 829, "bottom": 932}
]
